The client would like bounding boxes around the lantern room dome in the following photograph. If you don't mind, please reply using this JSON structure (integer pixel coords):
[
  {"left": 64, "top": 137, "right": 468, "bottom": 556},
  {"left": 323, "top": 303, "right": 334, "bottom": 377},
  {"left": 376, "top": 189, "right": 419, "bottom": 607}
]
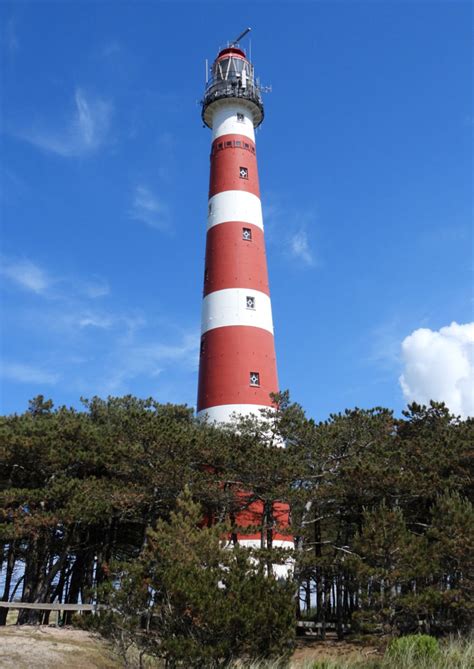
[{"left": 216, "top": 47, "right": 246, "bottom": 60}]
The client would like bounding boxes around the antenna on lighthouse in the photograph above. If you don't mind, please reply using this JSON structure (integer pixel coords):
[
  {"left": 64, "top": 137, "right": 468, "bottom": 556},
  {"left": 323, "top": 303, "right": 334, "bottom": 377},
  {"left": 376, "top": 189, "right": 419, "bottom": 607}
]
[{"left": 231, "top": 27, "right": 251, "bottom": 47}]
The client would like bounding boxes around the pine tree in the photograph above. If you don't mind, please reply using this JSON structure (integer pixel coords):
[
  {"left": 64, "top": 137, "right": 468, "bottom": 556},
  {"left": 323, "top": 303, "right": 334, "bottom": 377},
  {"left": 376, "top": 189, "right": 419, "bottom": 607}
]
[{"left": 102, "top": 489, "right": 296, "bottom": 668}]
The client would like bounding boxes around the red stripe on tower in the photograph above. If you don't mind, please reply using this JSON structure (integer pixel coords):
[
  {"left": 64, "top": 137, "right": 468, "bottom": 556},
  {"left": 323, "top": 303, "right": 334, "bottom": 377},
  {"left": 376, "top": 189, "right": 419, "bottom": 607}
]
[{"left": 198, "top": 40, "right": 293, "bottom": 569}]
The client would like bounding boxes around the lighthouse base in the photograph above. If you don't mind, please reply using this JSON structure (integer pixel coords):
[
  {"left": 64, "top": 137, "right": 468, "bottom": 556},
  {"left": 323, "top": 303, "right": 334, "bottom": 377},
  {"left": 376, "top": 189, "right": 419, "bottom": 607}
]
[
  {"left": 197, "top": 403, "right": 272, "bottom": 424},
  {"left": 228, "top": 538, "right": 295, "bottom": 579}
]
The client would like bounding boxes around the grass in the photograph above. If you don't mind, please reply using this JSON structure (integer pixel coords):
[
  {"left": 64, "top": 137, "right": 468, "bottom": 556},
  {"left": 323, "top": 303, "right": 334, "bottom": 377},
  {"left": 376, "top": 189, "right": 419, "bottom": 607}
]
[
  {"left": 115, "top": 634, "right": 474, "bottom": 668},
  {"left": 229, "top": 635, "right": 473, "bottom": 669}
]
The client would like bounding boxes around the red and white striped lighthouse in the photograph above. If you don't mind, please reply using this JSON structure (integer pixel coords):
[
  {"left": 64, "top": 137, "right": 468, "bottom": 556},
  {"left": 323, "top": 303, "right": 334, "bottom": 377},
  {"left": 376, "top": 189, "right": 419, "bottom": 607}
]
[
  {"left": 197, "top": 35, "right": 278, "bottom": 424},
  {"left": 197, "top": 33, "right": 293, "bottom": 572}
]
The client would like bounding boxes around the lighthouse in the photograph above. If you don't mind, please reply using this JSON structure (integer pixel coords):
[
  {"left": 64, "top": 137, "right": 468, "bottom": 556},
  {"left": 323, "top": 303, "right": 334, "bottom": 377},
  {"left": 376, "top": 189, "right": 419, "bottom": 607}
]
[
  {"left": 197, "top": 31, "right": 278, "bottom": 424},
  {"left": 197, "top": 32, "right": 293, "bottom": 571}
]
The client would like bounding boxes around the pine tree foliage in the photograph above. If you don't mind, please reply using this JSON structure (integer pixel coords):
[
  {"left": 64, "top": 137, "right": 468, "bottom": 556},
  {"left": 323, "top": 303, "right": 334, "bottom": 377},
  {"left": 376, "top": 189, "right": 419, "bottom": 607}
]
[
  {"left": 99, "top": 489, "right": 295, "bottom": 667},
  {"left": 0, "top": 392, "right": 472, "bottom": 661}
]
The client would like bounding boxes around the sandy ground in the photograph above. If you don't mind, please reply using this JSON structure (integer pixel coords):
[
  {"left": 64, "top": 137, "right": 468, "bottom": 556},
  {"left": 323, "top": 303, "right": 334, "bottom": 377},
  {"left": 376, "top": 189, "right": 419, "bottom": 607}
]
[
  {"left": 291, "top": 637, "right": 383, "bottom": 666},
  {"left": 0, "top": 626, "right": 122, "bottom": 669},
  {"left": 0, "top": 626, "right": 383, "bottom": 668}
]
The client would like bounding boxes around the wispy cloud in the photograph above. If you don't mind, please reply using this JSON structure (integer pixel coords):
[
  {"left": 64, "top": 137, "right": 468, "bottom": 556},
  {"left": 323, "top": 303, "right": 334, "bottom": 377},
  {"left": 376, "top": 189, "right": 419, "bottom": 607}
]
[
  {"left": 1, "top": 253, "right": 197, "bottom": 406},
  {"left": 1, "top": 255, "right": 109, "bottom": 300},
  {"left": 129, "top": 185, "right": 170, "bottom": 231},
  {"left": 290, "top": 230, "right": 315, "bottom": 266},
  {"left": 2, "top": 362, "right": 59, "bottom": 385},
  {"left": 0, "top": 258, "right": 52, "bottom": 295},
  {"left": 81, "top": 277, "right": 110, "bottom": 298},
  {"left": 77, "top": 312, "right": 114, "bottom": 329},
  {"left": 85, "top": 328, "right": 199, "bottom": 397},
  {"left": 368, "top": 318, "right": 404, "bottom": 372},
  {"left": 16, "top": 88, "right": 112, "bottom": 157},
  {"left": 263, "top": 196, "right": 319, "bottom": 269},
  {"left": 0, "top": 167, "right": 28, "bottom": 205}
]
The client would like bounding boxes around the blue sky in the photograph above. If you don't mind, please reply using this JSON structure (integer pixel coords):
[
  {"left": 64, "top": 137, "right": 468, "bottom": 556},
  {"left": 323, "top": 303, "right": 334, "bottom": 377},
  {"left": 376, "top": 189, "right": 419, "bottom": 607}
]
[{"left": 1, "top": 1, "right": 472, "bottom": 419}]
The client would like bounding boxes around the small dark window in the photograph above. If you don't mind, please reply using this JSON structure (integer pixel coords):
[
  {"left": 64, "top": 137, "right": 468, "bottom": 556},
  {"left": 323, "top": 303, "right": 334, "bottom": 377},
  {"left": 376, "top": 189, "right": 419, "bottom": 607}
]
[
  {"left": 200, "top": 339, "right": 206, "bottom": 356},
  {"left": 208, "top": 202, "right": 212, "bottom": 215},
  {"left": 218, "top": 142, "right": 223, "bottom": 149},
  {"left": 244, "top": 142, "right": 250, "bottom": 149},
  {"left": 251, "top": 146, "right": 255, "bottom": 153},
  {"left": 250, "top": 372, "right": 260, "bottom": 387},
  {"left": 242, "top": 227, "right": 252, "bottom": 241},
  {"left": 225, "top": 140, "right": 232, "bottom": 147},
  {"left": 239, "top": 166, "right": 248, "bottom": 179},
  {"left": 235, "top": 140, "right": 241, "bottom": 147},
  {"left": 204, "top": 268, "right": 209, "bottom": 282},
  {"left": 246, "top": 296, "right": 255, "bottom": 310},
  {"left": 237, "top": 112, "right": 244, "bottom": 122}
]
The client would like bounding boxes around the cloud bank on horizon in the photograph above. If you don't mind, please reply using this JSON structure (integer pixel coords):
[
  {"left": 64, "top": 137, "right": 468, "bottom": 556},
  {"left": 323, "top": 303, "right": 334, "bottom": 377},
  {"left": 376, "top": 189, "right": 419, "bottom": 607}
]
[{"left": 399, "top": 322, "right": 474, "bottom": 418}]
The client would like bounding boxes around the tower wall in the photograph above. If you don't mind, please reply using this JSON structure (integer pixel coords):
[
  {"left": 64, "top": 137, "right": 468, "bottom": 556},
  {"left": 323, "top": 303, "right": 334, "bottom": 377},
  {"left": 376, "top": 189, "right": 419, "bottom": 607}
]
[
  {"left": 198, "top": 47, "right": 293, "bottom": 565},
  {"left": 197, "top": 104, "right": 279, "bottom": 425}
]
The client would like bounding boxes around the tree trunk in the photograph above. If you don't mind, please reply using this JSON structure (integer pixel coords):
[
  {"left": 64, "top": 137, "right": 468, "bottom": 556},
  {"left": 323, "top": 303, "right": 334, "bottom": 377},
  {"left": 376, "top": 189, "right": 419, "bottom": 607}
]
[{"left": 0, "top": 541, "right": 17, "bottom": 625}]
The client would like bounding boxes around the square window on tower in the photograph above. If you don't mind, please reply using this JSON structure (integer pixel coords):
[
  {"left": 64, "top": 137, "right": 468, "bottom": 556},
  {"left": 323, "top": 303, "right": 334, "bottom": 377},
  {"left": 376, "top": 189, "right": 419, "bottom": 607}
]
[
  {"left": 239, "top": 166, "right": 248, "bottom": 179},
  {"left": 246, "top": 296, "right": 255, "bottom": 310},
  {"left": 237, "top": 112, "right": 244, "bottom": 122},
  {"left": 208, "top": 202, "right": 212, "bottom": 215},
  {"left": 235, "top": 140, "right": 241, "bottom": 147},
  {"left": 249, "top": 372, "right": 260, "bottom": 387},
  {"left": 242, "top": 227, "right": 252, "bottom": 241}
]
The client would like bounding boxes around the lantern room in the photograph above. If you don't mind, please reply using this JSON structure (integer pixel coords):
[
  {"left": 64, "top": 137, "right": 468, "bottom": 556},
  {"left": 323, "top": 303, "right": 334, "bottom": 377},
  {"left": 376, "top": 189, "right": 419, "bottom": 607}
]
[{"left": 202, "top": 45, "right": 264, "bottom": 129}]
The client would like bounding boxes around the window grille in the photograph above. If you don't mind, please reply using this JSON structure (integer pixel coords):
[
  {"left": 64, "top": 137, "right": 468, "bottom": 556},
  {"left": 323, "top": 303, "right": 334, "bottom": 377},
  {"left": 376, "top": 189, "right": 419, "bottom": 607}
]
[{"left": 249, "top": 372, "right": 260, "bottom": 387}]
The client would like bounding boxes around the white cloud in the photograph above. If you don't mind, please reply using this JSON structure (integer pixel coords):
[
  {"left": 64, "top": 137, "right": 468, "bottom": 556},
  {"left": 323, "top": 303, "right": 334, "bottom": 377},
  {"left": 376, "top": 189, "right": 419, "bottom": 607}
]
[
  {"left": 0, "top": 258, "right": 51, "bottom": 295},
  {"left": 17, "top": 88, "right": 112, "bottom": 157},
  {"left": 130, "top": 185, "right": 170, "bottom": 230},
  {"left": 290, "top": 230, "right": 314, "bottom": 266},
  {"left": 399, "top": 321, "right": 474, "bottom": 418},
  {"left": 2, "top": 362, "right": 59, "bottom": 385}
]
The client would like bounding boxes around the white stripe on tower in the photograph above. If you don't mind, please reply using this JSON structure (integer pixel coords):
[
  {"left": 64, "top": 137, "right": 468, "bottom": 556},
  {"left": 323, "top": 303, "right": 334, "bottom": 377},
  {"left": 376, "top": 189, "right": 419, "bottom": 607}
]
[
  {"left": 212, "top": 103, "right": 256, "bottom": 141},
  {"left": 208, "top": 191, "right": 263, "bottom": 230},
  {"left": 201, "top": 288, "right": 273, "bottom": 335},
  {"left": 197, "top": 403, "right": 272, "bottom": 423}
]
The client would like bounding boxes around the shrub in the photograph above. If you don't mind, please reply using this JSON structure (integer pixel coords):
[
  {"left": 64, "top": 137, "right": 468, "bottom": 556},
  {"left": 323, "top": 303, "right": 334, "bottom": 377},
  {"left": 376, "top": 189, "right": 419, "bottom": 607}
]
[{"left": 385, "top": 634, "right": 440, "bottom": 664}]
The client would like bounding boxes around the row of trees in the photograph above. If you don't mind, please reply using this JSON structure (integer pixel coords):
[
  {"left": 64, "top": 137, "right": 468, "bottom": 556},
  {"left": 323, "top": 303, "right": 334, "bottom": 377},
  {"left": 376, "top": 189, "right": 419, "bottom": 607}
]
[{"left": 0, "top": 394, "right": 472, "bottom": 664}]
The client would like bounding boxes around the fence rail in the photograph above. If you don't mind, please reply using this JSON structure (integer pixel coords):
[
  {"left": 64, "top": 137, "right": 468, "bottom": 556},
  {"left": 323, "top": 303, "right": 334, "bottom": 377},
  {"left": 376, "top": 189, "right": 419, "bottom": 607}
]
[{"left": 0, "top": 602, "right": 102, "bottom": 612}]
